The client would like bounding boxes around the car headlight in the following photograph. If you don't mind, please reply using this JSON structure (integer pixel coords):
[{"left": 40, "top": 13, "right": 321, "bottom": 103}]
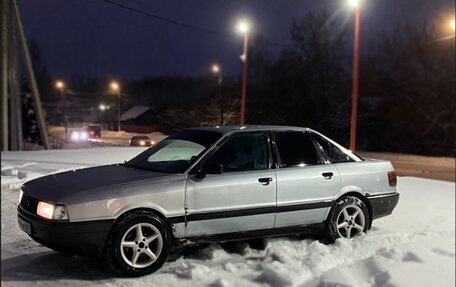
[
  {"left": 139, "top": 140, "right": 145, "bottom": 146},
  {"left": 71, "top": 131, "right": 79, "bottom": 140},
  {"left": 37, "top": 201, "right": 69, "bottom": 220},
  {"left": 18, "top": 190, "right": 23, "bottom": 204},
  {"left": 80, "top": 131, "right": 88, "bottom": 139}
]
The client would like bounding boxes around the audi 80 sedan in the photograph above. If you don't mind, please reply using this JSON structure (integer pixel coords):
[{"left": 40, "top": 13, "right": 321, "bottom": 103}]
[{"left": 18, "top": 125, "right": 399, "bottom": 276}]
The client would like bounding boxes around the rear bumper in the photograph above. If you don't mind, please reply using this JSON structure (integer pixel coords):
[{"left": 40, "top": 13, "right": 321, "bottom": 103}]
[
  {"left": 17, "top": 207, "right": 113, "bottom": 258},
  {"left": 368, "top": 192, "right": 400, "bottom": 220}
]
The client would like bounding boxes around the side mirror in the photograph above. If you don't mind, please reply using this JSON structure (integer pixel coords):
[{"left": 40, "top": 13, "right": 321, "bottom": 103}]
[{"left": 193, "top": 162, "right": 223, "bottom": 180}]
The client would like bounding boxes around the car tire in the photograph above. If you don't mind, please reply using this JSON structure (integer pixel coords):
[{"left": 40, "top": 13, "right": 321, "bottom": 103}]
[
  {"left": 105, "top": 210, "right": 172, "bottom": 277},
  {"left": 326, "top": 196, "right": 369, "bottom": 242}
]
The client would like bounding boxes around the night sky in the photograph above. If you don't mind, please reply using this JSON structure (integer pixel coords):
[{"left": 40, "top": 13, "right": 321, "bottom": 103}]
[{"left": 19, "top": 0, "right": 455, "bottom": 79}]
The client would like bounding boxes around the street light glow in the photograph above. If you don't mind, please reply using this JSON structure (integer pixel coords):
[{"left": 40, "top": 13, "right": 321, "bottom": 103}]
[
  {"left": 99, "top": 104, "right": 106, "bottom": 111},
  {"left": 110, "top": 81, "right": 119, "bottom": 91},
  {"left": 347, "top": 0, "right": 360, "bottom": 8},
  {"left": 211, "top": 64, "right": 220, "bottom": 73},
  {"left": 237, "top": 20, "right": 250, "bottom": 34},
  {"left": 451, "top": 19, "right": 456, "bottom": 31},
  {"left": 55, "top": 81, "right": 64, "bottom": 89}
]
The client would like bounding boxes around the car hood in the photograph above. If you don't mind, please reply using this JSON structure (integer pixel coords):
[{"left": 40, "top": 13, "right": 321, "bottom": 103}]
[{"left": 22, "top": 164, "right": 171, "bottom": 202}]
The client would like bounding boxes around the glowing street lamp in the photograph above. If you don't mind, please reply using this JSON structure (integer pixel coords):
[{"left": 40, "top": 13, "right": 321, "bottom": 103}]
[
  {"left": 211, "top": 64, "right": 224, "bottom": 125},
  {"left": 450, "top": 19, "right": 456, "bottom": 31},
  {"left": 237, "top": 20, "right": 250, "bottom": 125},
  {"left": 347, "top": 0, "right": 360, "bottom": 8},
  {"left": 347, "top": 0, "right": 361, "bottom": 152},
  {"left": 110, "top": 81, "right": 121, "bottom": 132}
]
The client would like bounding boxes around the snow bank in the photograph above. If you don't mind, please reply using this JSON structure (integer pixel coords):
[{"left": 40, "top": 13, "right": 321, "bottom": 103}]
[{"left": 1, "top": 148, "right": 454, "bottom": 287}]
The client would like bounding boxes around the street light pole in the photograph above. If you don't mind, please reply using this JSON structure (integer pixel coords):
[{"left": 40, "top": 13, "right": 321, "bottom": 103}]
[
  {"left": 237, "top": 20, "right": 250, "bottom": 125},
  {"left": 117, "top": 89, "right": 121, "bottom": 132},
  {"left": 55, "top": 81, "right": 67, "bottom": 136},
  {"left": 110, "top": 81, "right": 121, "bottom": 132},
  {"left": 349, "top": 4, "right": 361, "bottom": 152},
  {"left": 240, "top": 31, "right": 249, "bottom": 125},
  {"left": 211, "top": 64, "right": 224, "bottom": 125}
]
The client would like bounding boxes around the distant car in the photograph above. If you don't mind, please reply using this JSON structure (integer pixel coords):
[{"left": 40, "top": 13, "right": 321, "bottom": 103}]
[
  {"left": 18, "top": 126, "right": 399, "bottom": 277},
  {"left": 86, "top": 125, "right": 101, "bottom": 138},
  {"left": 68, "top": 129, "right": 88, "bottom": 142},
  {"left": 129, "top": 135, "right": 155, "bottom": 147}
]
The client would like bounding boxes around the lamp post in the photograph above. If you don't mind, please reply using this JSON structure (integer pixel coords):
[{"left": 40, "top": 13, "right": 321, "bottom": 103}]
[
  {"left": 211, "top": 64, "right": 224, "bottom": 125},
  {"left": 348, "top": 0, "right": 361, "bottom": 152},
  {"left": 237, "top": 20, "right": 250, "bottom": 125},
  {"left": 55, "top": 80, "right": 67, "bottom": 136},
  {"left": 110, "top": 81, "right": 121, "bottom": 132}
]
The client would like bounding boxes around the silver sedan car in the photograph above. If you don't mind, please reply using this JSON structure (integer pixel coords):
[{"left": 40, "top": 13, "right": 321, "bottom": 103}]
[{"left": 17, "top": 125, "right": 399, "bottom": 276}]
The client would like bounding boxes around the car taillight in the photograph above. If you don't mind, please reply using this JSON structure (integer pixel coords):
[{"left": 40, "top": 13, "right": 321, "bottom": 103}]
[{"left": 388, "top": 171, "right": 397, "bottom": 186}]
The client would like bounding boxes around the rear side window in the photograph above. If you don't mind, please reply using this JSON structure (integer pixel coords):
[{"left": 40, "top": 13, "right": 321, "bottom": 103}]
[
  {"left": 310, "top": 133, "right": 354, "bottom": 163},
  {"left": 274, "top": 131, "right": 321, "bottom": 167}
]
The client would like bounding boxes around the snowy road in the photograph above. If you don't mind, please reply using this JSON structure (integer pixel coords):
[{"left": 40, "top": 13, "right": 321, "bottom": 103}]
[{"left": 1, "top": 148, "right": 455, "bottom": 287}]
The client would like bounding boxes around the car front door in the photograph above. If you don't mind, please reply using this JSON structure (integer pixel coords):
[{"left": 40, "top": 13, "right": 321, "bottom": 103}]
[
  {"left": 185, "top": 132, "right": 277, "bottom": 237},
  {"left": 273, "top": 131, "right": 341, "bottom": 228}
]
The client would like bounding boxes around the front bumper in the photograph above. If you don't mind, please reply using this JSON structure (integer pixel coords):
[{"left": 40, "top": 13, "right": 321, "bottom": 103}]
[
  {"left": 17, "top": 206, "right": 113, "bottom": 258},
  {"left": 368, "top": 192, "right": 400, "bottom": 220}
]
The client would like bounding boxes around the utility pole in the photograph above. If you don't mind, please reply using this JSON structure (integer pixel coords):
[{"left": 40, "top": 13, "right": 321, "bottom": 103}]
[
  {"left": 11, "top": 0, "right": 49, "bottom": 149},
  {"left": 9, "top": 7, "right": 22, "bottom": 150},
  {"left": 1, "top": 0, "right": 9, "bottom": 151}
]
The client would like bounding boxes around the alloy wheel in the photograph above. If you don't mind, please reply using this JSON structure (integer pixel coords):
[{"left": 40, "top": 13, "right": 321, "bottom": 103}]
[{"left": 120, "top": 223, "right": 163, "bottom": 268}]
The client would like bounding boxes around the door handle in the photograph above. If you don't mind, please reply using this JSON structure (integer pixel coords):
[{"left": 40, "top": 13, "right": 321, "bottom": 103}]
[
  {"left": 322, "top": 172, "right": 333, "bottom": 179},
  {"left": 258, "top": 177, "right": 273, "bottom": 185}
]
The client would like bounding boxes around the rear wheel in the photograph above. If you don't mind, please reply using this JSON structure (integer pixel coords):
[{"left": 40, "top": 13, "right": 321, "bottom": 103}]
[
  {"left": 105, "top": 210, "right": 172, "bottom": 277},
  {"left": 327, "top": 196, "right": 369, "bottom": 242}
]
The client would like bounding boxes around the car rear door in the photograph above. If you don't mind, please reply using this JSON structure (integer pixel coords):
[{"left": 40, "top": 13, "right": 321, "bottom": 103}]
[
  {"left": 273, "top": 131, "right": 341, "bottom": 228},
  {"left": 185, "top": 132, "right": 277, "bottom": 237}
]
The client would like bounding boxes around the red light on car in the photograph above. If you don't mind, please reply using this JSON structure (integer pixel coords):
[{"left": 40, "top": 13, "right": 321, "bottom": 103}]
[{"left": 388, "top": 171, "right": 397, "bottom": 186}]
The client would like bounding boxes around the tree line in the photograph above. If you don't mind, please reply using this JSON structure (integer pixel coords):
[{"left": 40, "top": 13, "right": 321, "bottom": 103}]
[{"left": 30, "top": 12, "right": 454, "bottom": 156}]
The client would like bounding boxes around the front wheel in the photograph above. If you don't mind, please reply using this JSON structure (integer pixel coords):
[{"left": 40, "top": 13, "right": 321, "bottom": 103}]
[
  {"left": 105, "top": 210, "right": 172, "bottom": 277},
  {"left": 327, "top": 196, "right": 369, "bottom": 242}
]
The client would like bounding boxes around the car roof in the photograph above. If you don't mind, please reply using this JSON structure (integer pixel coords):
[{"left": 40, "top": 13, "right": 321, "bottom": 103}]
[{"left": 183, "top": 125, "right": 311, "bottom": 135}]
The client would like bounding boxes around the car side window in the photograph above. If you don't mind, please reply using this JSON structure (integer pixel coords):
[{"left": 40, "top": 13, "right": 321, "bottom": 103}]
[
  {"left": 205, "top": 133, "right": 269, "bottom": 172},
  {"left": 274, "top": 131, "right": 322, "bottom": 167},
  {"left": 310, "top": 133, "right": 354, "bottom": 163}
]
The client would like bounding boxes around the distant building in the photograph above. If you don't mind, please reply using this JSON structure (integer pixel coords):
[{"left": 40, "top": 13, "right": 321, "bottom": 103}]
[{"left": 120, "top": 106, "right": 157, "bottom": 133}]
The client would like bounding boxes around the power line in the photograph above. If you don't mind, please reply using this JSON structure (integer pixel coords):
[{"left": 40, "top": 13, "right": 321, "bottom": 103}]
[{"left": 99, "top": 0, "right": 291, "bottom": 47}]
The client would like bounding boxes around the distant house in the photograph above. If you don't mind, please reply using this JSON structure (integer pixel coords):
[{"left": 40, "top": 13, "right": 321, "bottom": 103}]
[{"left": 120, "top": 106, "right": 157, "bottom": 133}]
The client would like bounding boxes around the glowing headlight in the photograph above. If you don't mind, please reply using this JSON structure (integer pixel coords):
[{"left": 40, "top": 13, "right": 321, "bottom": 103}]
[
  {"left": 151, "top": 140, "right": 155, "bottom": 145},
  {"left": 80, "top": 131, "right": 88, "bottom": 139},
  {"left": 37, "top": 201, "right": 68, "bottom": 220},
  {"left": 71, "top": 131, "right": 80, "bottom": 140},
  {"left": 18, "top": 190, "right": 23, "bottom": 204},
  {"left": 139, "top": 140, "right": 146, "bottom": 146}
]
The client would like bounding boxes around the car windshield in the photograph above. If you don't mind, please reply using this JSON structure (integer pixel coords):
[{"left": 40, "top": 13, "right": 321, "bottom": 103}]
[{"left": 126, "top": 130, "right": 222, "bottom": 173}]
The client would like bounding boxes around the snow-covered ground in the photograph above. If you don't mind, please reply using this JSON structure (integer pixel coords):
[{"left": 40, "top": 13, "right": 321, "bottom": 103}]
[{"left": 1, "top": 148, "right": 455, "bottom": 287}]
